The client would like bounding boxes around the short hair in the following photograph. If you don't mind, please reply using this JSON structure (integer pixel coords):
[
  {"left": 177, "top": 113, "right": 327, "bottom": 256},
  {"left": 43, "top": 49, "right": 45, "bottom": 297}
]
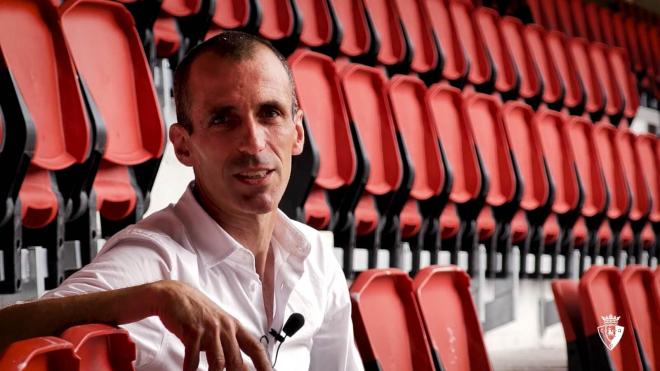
[{"left": 173, "top": 31, "right": 298, "bottom": 132}]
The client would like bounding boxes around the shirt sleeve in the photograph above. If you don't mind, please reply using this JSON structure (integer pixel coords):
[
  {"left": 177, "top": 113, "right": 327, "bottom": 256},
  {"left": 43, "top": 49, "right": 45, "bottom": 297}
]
[{"left": 309, "top": 254, "right": 364, "bottom": 371}]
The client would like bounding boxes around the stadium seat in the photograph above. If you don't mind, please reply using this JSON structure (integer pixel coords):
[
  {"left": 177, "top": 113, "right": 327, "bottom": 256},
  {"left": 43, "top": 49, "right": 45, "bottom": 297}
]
[
  {"left": 579, "top": 265, "right": 643, "bottom": 371},
  {"left": 0, "top": 0, "right": 101, "bottom": 289},
  {"left": 567, "top": 37, "right": 606, "bottom": 122},
  {"left": 545, "top": 31, "right": 585, "bottom": 116},
  {"left": 608, "top": 47, "right": 640, "bottom": 121},
  {"left": 296, "top": 0, "right": 340, "bottom": 54},
  {"left": 474, "top": 6, "right": 519, "bottom": 101},
  {"left": 60, "top": 0, "right": 166, "bottom": 242},
  {"left": 463, "top": 93, "right": 520, "bottom": 277},
  {"left": 523, "top": 24, "right": 564, "bottom": 110},
  {"left": 0, "top": 337, "right": 79, "bottom": 371},
  {"left": 622, "top": 13, "right": 644, "bottom": 77},
  {"left": 332, "top": 0, "right": 374, "bottom": 60},
  {"left": 620, "top": 266, "right": 660, "bottom": 371},
  {"left": 60, "top": 324, "right": 136, "bottom": 371},
  {"left": 426, "top": 85, "right": 485, "bottom": 274},
  {"left": 422, "top": 0, "right": 469, "bottom": 86},
  {"left": 501, "top": 102, "right": 553, "bottom": 278},
  {"left": 257, "top": 0, "right": 301, "bottom": 55},
  {"left": 362, "top": 0, "right": 411, "bottom": 72},
  {"left": 449, "top": 0, "right": 495, "bottom": 92},
  {"left": 413, "top": 265, "right": 492, "bottom": 371},
  {"left": 566, "top": 117, "right": 608, "bottom": 275},
  {"left": 552, "top": 279, "right": 591, "bottom": 371},
  {"left": 554, "top": 0, "right": 575, "bottom": 37},
  {"left": 387, "top": 75, "right": 450, "bottom": 272},
  {"left": 636, "top": 134, "right": 660, "bottom": 261},
  {"left": 209, "top": 0, "right": 260, "bottom": 33},
  {"left": 568, "top": 0, "right": 589, "bottom": 40},
  {"left": 155, "top": 0, "right": 214, "bottom": 65},
  {"left": 593, "top": 123, "right": 631, "bottom": 267},
  {"left": 500, "top": 16, "right": 543, "bottom": 109},
  {"left": 392, "top": 0, "right": 442, "bottom": 81},
  {"left": 534, "top": 110, "right": 581, "bottom": 278},
  {"left": 350, "top": 269, "right": 435, "bottom": 371},
  {"left": 588, "top": 42, "right": 625, "bottom": 125},
  {"left": 616, "top": 127, "right": 651, "bottom": 264},
  {"left": 584, "top": 2, "right": 604, "bottom": 43},
  {"left": 338, "top": 63, "right": 403, "bottom": 275}
]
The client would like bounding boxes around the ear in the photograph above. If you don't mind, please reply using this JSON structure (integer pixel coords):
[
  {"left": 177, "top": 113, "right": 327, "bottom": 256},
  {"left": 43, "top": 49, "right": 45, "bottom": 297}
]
[
  {"left": 169, "top": 123, "right": 194, "bottom": 166},
  {"left": 292, "top": 109, "right": 305, "bottom": 155}
]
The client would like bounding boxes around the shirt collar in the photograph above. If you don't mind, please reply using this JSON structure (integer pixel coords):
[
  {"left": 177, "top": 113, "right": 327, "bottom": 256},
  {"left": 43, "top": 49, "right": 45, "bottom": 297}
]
[{"left": 173, "top": 182, "right": 311, "bottom": 269}]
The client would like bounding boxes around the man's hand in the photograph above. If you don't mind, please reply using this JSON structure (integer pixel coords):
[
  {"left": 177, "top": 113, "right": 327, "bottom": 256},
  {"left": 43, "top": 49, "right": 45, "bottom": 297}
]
[{"left": 152, "top": 280, "right": 271, "bottom": 371}]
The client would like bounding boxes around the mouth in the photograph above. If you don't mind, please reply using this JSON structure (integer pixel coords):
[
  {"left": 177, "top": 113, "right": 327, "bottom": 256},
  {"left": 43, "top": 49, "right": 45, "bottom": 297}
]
[{"left": 234, "top": 169, "right": 275, "bottom": 185}]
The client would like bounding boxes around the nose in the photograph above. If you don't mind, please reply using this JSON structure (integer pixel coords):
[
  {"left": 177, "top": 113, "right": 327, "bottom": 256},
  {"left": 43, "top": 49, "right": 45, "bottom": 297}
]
[{"left": 238, "top": 117, "right": 266, "bottom": 155}]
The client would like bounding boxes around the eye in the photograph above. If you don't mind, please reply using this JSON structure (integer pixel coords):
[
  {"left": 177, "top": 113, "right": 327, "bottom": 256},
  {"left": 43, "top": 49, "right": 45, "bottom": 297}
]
[{"left": 209, "top": 113, "right": 232, "bottom": 126}]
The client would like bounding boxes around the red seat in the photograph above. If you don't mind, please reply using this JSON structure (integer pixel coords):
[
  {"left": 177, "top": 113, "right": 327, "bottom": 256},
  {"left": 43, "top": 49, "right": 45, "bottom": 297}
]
[
  {"left": 523, "top": 24, "right": 564, "bottom": 110},
  {"left": 568, "top": 0, "right": 589, "bottom": 40},
  {"left": 477, "top": 206, "right": 496, "bottom": 241},
  {"left": 474, "top": 7, "right": 519, "bottom": 99},
  {"left": 551, "top": 279, "right": 590, "bottom": 371},
  {"left": 588, "top": 43, "right": 625, "bottom": 124},
  {"left": 511, "top": 210, "right": 528, "bottom": 244},
  {"left": 623, "top": 14, "right": 644, "bottom": 76},
  {"left": 350, "top": 269, "right": 435, "bottom": 371},
  {"left": 584, "top": 2, "right": 603, "bottom": 43},
  {"left": 288, "top": 50, "right": 357, "bottom": 230},
  {"left": 161, "top": 0, "right": 202, "bottom": 17},
  {"left": 635, "top": 21, "right": 655, "bottom": 80},
  {"left": 422, "top": 0, "right": 468, "bottom": 85},
  {"left": 339, "top": 64, "right": 402, "bottom": 237},
  {"left": 392, "top": 0, "right": 441, "bottom": 77},
  {"left": 60, "top": 0, "right": 165, "bottom": 237},
  {"left": 440, "top": 203, "right": 461, "bottom": 240},
  {"left": 153, "top": 17, "right": 181, "bottom": 58},
  {"left": 500, "top": 16, "right": 543, "bottom": 108},
  {"left": 621, "top": 266, "right": 660, "bottom": 371},
  {"left": 545, "top": 31, "right": 585, "bottom": 115},
  {"left": 567, "top": 37, "right": 606, "bottom": 121},
  {"left": 61, "top": 324, "right": 136, "bottom": 371},
  {"left": 636, "top": 135, "right": 660, "bottom": 229},
  {"left": 579, "top": 266, "right": 643, "bottom": 371},
  {"left": 210, "top": 0, "right": 254, "bottom": 31},
  {"left": 296, "top": 0, "right": 336, "bottom": 49},
  {"left": 555, "top": 0, "right": 575, "bottom": 37},
  {"left": 333, "top": 0, "right": 372, "bottom": 59},
  {"left": 608, "top": 47, "right": 640, "bottom": 121},
  {"left": 449, "top": 1, "right": 494, "bottom": 91},
  {"left": 413, "top": 266, "right": 493, "bottom": 371},
  {"left": 257, "top": 0, "right": 300, "bottom": 53},
  {"left": 362, "top": 0, "right": 409, "bottom": 68},
  {"left": 0, "top": 337, "right": 79, "bottom": 371}
]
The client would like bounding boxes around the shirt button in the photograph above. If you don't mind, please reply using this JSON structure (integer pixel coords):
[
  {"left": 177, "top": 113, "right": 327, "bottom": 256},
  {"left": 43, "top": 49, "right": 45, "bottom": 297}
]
[{"left": 280, "top": 282, "right": 286, "bottom": 290}]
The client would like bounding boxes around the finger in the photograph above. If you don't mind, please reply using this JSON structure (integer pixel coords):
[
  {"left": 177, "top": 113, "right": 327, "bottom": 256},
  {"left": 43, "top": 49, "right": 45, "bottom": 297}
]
[
  {"left": 205, "top": 328, "right": 225, "bottom": 371},
  {"left": 236, "top": 325, "right": 271, "bottom": 371},
  {"left": 183, "top": 335, "right": 202, "bottom": 371},
  {"left": 220, "top": 321, "right": 247, "bottom": 371}
]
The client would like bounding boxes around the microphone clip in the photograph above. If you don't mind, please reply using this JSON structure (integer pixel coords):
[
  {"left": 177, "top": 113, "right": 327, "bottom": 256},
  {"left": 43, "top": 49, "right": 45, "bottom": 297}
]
[{"left": 268, "top": 328, "right": 286, "bottom": 343}]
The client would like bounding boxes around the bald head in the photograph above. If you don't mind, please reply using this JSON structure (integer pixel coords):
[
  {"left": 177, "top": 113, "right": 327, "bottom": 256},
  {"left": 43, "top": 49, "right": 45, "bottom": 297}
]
[{"left": 173, "top": 31, "right": 298, "bottom": 132}]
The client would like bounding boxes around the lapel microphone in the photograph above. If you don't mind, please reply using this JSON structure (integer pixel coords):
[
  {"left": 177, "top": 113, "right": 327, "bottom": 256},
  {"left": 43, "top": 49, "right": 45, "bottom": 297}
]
[{"left": 268, "top": 312, "right": 305, "bottom": 369}]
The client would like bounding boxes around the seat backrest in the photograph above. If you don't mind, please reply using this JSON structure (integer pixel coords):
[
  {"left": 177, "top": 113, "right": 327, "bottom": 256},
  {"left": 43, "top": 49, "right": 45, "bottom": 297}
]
[
  {"left": 533, "top": 110, "right": 580, "bottom": 215},
  {"left": 212, "top": 0, "right": 252, "bottom": 30},
  {"left": 588, "top": 42, "right": 625, "bottom": 123},
  {"left": 621, "top": 266, "right": 660, "bottom": 371},
  {"left": 350, "top": 269, "right": 435, "bottom": 371},
  {"left": 288, "top": 49, "right": 356, "bottom": 192},
  {"left": 161, "top": 0, "right": 202, "bottom": 17},
  {"left": 608, "top": 47, "right": 640, "bottom": 120},
  {"left": 339, "top": 63, "right": 402, "bottom": 198},
  {"left": 413, "top": 265, "right": 492, "bottom": 371},
  {"left": 555, "top": 0, "right": 575, "bottom": 37},
  {"left": 426, "top": 84, "right": 481, "bottom": 205},
  {"left": 464, "top": 93, "right": 517, "bottom": 208},
  {"left": 500, "top": 16, "right": 542, "bottom": 106},
  {"left": 623, "top": 15, "right": 643, "bottom": 75},
  {"left": 566, "top": 117, "right": 608, "bottom": 219},
  {"left": 474, "top": 7, "right": 519, "bottom": 98},
  {"left": 421, "top": 0, "right": 468, "bottom": 84},
  {"left": 569, "top": 0, "right": 590, "bottom": 40},
  {"left": 567, "top": 37, "right": 605, "bottom": 120},
  {"left": 584, "top": 2, "right": 603, "bottom": 43},
  {"left": 599, "top": 6, "right": 616, "bottom": 47},
  {"left": 635, "top": 135, "right": 660, "bottom": 224},
  {"left": 387, "top": 75, "right": 445, "bottom": 202},
  {"left": 449, "top": 1, "right": 493, "bottom": 90},
  {"left": 579, "top": 265, "right": 643, "bottom": 371},
  {"left": 297, "top": 0, "right": 335, "bottom": 48},
  {"left": 635, "top": 21, "right": 654, "bottom": 78},
  {"left": 0, "top": 337, "right": 79, "bottom": 371},
  {"left": 551, "top": 279, "right": 586, "bottom": 352},
  {"left": 362, "top": 0, "right": 408, "bottom": 67},
  {"left": 616, "top": 127, "right": 650, "bottom": 224},
  {"left": 333, "top": 0, "right": 372, "bottom": 58},
  {"left": 545, "top": 31, "right": 585, "bottom": 114},
  {"left": 501, "top": 101, "right": 550, "bottom": 212},
  {"left": 257, "top": 0, "right": 297, "bottom": 43},
  {"left": 593, "top": 123, "right": 630, "bottom": 222},
  {"left": 61, "top": 324, "right": 136, "bottom": 371},
  {"left": 523, "top": 24, "right": 564, "bottom": 109},
  {"left": 392, "top": 0, "right": 439, "bottom": 76}
]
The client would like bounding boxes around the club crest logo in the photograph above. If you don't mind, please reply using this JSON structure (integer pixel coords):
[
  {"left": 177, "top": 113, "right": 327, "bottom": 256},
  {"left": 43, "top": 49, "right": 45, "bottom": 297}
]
[{"left": 598, "top": 314, "right": 624, "bottom": 351}]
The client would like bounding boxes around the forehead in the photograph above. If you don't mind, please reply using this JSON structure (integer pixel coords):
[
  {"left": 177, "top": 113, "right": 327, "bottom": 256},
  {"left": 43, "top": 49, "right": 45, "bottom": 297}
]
[{"left": 186, "top": 47, "right": 293, "bottom": 112}]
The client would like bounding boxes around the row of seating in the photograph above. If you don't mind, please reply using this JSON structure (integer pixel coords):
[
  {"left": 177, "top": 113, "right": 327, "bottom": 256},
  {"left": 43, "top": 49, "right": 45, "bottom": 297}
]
[
  {"left": 553, "top": 265, "right": 660, "bottom": 371},
  {"left": 0, "top": 0, "right": 165, "bottom": 293},
  {"left": 351, "top": 266, "right": 491, "bottom": 371},
  {"left": 0, "top": 324, "right": 135, "bottom": 371}
]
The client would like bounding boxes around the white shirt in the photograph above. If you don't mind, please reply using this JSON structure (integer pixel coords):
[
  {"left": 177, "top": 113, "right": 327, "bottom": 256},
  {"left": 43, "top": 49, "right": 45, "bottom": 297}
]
[{"left": 42, "top": 184, "right": 364, "bottom": 371}]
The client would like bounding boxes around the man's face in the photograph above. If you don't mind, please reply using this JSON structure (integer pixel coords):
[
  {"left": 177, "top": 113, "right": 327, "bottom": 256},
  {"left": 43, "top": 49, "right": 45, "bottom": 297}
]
[{"left": 170, "top": 47, "right": 304, "bottom": 218}]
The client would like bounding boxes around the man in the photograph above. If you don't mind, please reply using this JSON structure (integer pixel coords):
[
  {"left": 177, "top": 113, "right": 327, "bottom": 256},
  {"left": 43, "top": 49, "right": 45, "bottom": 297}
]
[{"left": 0, "top": 31, "right": 363, "bottom": 371}]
